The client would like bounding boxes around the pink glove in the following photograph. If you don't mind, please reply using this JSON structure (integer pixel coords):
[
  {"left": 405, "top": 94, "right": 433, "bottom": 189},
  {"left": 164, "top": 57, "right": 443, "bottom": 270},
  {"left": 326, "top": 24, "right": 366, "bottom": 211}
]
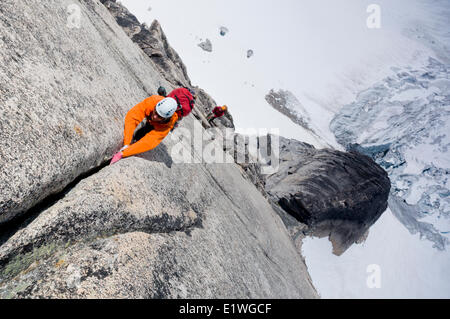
[{"left": 110, "top": 152, "right": 123, "bottom": 165}]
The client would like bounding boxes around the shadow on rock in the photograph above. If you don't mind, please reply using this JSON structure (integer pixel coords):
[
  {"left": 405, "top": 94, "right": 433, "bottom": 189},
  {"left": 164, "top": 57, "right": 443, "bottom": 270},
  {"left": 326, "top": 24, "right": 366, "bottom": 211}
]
[{"left": 137, "top": 143, "right": 173, "bottom": 168}]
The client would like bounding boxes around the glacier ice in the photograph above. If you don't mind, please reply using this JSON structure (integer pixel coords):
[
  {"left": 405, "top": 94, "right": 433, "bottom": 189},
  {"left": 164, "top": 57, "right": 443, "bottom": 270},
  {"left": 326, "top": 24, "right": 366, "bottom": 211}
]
[{"left": 330, "top": 57, "right": 450, "bottom": 250}]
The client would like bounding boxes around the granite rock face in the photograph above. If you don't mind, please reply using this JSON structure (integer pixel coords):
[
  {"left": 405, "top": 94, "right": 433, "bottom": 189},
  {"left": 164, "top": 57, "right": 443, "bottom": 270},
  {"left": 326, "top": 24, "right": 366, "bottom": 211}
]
[
  {"left": 0, "top": 118, "right": 318, "bottom": 298},
  {"left": 222, "top": 132, "right": 268, "bottom": 196},
  {"left": 0, "top": 0, "right": 173, "bottom": 225},
  {"left": 265, "top": 89, "right": 327, "bottom": 146},
  {"left": 101, "top": 0, "right": 191, "bottom": 87},
  {"left": 0, "top": 0, "right": 318, "bottom": 298},
  {"left": 264, "top": 136, "right": 391, "bottom": 255},
  {"left": 135, "top": 20, "right": 193, "bottom": 88},
  {"left": 227, "top": 133, "right": 391, "bottom": 256},
  {"left": 99, "top": 0, "right": 142, "bottom": 37},
  {"left": 265, "top": 89, "right": 311, "bottom": 130},
  {"left": 221, "top": 133, "right": 390, "bottom": 255}
]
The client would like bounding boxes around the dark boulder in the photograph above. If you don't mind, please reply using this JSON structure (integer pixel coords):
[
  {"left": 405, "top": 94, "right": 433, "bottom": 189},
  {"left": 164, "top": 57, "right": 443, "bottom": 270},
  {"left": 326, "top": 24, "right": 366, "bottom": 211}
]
[{"left": 259, "top": 136, "right": 391, "bottom": 255}]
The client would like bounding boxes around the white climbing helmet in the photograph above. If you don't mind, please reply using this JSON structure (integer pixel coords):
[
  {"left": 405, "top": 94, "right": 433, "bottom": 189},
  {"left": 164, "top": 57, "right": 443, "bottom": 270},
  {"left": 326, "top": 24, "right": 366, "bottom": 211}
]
[{"left": 155, "top": 97, "right": 178, "bottom": 118}]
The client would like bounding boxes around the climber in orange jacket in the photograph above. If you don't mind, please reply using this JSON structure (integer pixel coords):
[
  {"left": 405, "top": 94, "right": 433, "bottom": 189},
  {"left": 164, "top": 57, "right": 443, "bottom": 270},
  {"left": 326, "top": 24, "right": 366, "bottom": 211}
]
[{"left": 110, "top": 95, "right": 178, "bottom": 164}]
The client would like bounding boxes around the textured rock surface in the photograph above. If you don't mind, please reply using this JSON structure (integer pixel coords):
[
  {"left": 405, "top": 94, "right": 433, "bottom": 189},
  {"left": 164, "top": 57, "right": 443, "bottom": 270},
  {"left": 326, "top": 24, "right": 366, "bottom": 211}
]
[
  {"left": 0, "top": 0, "right": 318, "bottom": 298},
  {"left": 0, "top": 0, "right": 176, "bottom": 225},
  {"left": 198, "top": 39, "right": 213, "bottom": 52},
  {"left": 0, "top": 120, "right": 317, "bottom": 298},
  {"left": 265, "top": 89, "right": 327, "bottom": 146},
  {"left": 265, "top": 89, "right": 312, "bottom": 130},
  {"left": 220, "top": 132, "right": 390, "bottom": 255},
  {"left": 101, "top": 0, "right": 191, "bottom": 87},
  {"left": 263, "top": 136, "right": 390, "bottom": 255},
  {"left": 99, "top": 0, "right": 142, "bottom": 37},
  {"left": 135, "top": 20, "right": 193, "bottom": 88},
  {"left": 222, "top": 132, "right": 268, "bottom": 196}
]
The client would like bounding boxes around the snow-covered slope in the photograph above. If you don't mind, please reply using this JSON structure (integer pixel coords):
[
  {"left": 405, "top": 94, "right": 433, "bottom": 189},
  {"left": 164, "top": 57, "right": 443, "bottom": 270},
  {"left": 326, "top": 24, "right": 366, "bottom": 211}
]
[{"left": 331, "top": 57, "right": 450, "bottom": 250}]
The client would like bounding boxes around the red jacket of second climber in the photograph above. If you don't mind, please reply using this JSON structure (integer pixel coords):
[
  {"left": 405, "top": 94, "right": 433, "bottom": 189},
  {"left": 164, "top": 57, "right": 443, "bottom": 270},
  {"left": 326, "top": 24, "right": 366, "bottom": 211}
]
[{"left": 212, "top": 106, "right": 225, "bottom": 118}]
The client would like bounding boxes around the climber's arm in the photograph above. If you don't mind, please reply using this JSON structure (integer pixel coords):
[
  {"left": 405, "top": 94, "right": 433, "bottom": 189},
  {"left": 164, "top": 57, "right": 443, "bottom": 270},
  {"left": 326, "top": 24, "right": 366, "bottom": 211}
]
[
  {"left": 123, "top": 98, "right": 151, "bottom": 146},
  {"left": 122, "top": 126, "right": 171, "bottom": 158}
]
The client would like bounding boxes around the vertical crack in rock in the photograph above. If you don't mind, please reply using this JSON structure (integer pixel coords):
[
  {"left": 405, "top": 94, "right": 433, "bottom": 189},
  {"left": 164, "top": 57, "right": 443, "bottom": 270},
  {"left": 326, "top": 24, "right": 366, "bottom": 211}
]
[{"left": 0, "top": 160, "right": 111, "bottom": 247}]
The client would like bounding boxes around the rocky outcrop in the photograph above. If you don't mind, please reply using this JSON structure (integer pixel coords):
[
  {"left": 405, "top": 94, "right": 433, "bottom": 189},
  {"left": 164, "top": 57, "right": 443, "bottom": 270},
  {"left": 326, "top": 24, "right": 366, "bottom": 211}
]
[
  {"left": 0, "top": 0, "right": 317, "bottom": 298},
  {"left": 265, "top": 89, "right": 311, "bottom": 130},
  {"left": 265, "top": 89, "right": 327, "bottom": 146},
  {"left": 222, "top": 133, "right": 268, "bottom": 196},
  {"left": 101, "top": 0, "right": 191, "bottom": 87},
  {"left": 198, "top": 39, "right": 213, "bottom": 53},
  {"left": 225, "top": 134, "right": 391, "bottom": 255},
  {"left": 100, "top": 0, "right": 233, "bottom": 130},
  {"left": 264, "top": 136, "right": 391, "bottom": 255},
  {"left": 136, "top": 20, "right": 193, "bottom": 87},
  {"left": 99, "top": 0, "right": 142, "bottom": 37}
]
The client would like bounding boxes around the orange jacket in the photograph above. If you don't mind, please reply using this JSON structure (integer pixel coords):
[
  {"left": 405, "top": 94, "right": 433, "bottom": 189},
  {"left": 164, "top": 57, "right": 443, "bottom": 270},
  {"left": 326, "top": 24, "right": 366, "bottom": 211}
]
[{"left": 122, "top": 95, "right": 178, "bottom": 158}]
